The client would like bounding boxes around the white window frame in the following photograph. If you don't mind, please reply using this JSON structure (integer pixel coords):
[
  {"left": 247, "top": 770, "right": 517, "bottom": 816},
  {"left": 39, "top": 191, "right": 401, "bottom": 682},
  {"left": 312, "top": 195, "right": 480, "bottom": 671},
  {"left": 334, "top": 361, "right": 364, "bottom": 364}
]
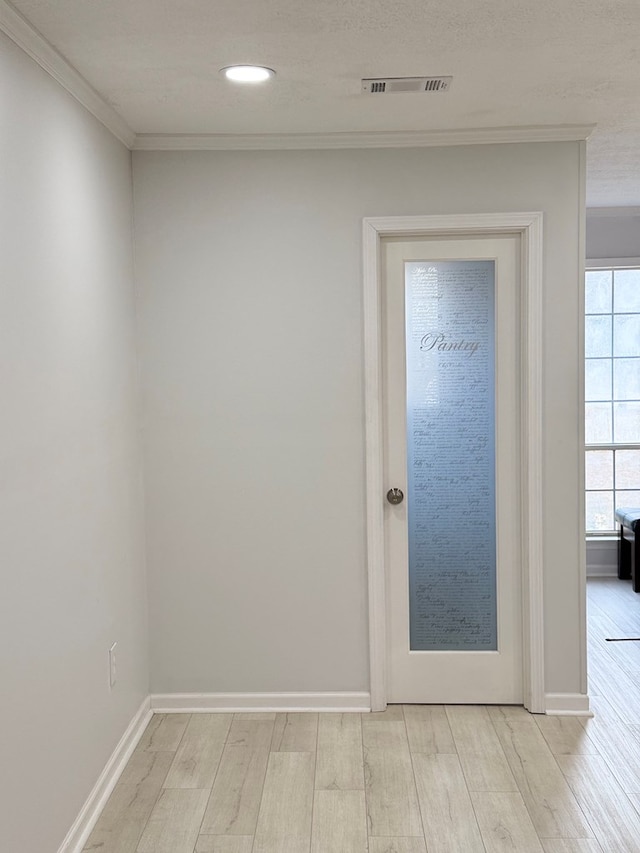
[{"left": 585, "top": 259, "right": 640, "bottom": 536}]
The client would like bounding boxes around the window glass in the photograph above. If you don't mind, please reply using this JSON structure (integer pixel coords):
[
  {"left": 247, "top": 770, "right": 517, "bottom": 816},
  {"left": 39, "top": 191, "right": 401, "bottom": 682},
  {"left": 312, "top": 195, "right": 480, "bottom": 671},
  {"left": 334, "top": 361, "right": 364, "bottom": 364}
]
[
  {"left": 585, "top": 359, "right": 612, "bottom": 401},
  {"left": 615, "top": 491, "right": 640, "bottom": 511},
  {"left": 586, "top": 450, "right": 613, "bottom": 490},
  {"left": 613, "top": 315, "right": 640, "bottom": 357},
  {"left": 615, "top": 450, "right": 640, "bottom": 489},
  {"left": 585, "top": 402, "right": 612, "bottom": 444},
  {"left": 586, "top": 270, "right": 612, "bottom": 314},
  {"left": 614, "top": 402, "right": 640, "bottom": 443},
  {"left": 586, "top": 491, "right": 614, "bottom": 531},
  {"left": 613, "top": 359, "right": 640, "bottom": 400},
  {"left": 585, "top": 315, "right": 612, "bottom": 357},
  {"left": 614, "top": 270, "right": 640, "bottom": 313}
]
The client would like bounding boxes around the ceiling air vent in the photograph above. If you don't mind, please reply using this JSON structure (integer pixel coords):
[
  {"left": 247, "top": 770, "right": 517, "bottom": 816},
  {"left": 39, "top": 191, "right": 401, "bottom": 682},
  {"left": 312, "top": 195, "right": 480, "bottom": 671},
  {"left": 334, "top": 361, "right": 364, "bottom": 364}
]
[{"left": 362, "top": 76, "right": 452, "bottom": 95}]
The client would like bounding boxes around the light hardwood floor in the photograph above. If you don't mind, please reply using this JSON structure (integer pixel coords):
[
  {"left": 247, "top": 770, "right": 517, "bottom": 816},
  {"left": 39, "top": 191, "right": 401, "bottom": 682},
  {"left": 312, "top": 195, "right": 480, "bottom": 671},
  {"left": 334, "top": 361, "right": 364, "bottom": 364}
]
[{"left": 84, "top": 578, "right": 640, "bottom": 853}]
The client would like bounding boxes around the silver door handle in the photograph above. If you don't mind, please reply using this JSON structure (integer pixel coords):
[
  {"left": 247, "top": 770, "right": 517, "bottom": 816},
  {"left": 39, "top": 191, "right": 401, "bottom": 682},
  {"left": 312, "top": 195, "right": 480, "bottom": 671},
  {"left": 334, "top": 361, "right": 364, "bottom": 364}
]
[{"left": 386, "top": 488, "right": 404, "bottom": 505}]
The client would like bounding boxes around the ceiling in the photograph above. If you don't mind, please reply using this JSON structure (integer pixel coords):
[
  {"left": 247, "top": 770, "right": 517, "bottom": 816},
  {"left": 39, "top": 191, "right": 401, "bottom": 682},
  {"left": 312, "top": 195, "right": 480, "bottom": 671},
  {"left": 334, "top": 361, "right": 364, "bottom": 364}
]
[{"left": 6, "top": 0, "right": 640, "bottom": 206}]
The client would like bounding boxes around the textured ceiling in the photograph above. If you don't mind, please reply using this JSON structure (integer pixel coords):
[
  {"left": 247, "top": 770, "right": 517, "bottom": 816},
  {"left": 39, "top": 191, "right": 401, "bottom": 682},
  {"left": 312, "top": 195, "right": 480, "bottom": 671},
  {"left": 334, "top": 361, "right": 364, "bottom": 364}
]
[{"left": 8, "top": 0, "right": 640, "bottom": 205}]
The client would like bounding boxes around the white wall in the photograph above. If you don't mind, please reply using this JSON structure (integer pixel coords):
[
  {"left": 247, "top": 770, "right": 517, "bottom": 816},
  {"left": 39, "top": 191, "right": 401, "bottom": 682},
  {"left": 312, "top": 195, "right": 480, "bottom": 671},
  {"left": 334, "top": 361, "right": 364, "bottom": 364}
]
[
  {"left": 133, "top": 142, "right": 585, "bottom": 698},
  {"left": 587, "top": 207, "right": 640, "bottom": 261},
  {"left": 0, "top": 33, "right": 148, "bottom": 852}
]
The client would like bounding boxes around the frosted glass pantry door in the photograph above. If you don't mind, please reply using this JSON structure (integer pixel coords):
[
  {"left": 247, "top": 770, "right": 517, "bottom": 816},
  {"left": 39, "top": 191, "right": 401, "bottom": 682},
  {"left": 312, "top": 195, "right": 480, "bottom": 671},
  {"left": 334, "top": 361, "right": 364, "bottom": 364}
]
[{"left": 382, "top": 234, "right": 523, "bottom": 704}]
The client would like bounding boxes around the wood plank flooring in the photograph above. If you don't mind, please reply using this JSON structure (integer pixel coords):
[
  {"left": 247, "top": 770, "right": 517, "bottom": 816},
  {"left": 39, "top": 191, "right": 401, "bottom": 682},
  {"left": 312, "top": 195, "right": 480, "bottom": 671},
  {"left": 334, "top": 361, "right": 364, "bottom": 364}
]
[{"left": 84, "top": 578, "right": 640, "bottom": 852}]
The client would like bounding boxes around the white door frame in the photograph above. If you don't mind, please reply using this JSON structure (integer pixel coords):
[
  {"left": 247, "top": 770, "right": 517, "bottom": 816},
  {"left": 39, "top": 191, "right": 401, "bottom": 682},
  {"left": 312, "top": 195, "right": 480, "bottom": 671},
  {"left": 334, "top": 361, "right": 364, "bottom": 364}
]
[{"left": 363, "top": 212, "right": 545, "bottom": 714}]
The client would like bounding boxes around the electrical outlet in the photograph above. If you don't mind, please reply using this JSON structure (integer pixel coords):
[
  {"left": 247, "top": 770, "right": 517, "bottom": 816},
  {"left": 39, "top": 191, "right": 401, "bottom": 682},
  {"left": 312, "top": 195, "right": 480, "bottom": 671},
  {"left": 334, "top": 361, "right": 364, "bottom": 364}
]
[{"left": 109, "top": 642, "right": 117, "bottom": 689}]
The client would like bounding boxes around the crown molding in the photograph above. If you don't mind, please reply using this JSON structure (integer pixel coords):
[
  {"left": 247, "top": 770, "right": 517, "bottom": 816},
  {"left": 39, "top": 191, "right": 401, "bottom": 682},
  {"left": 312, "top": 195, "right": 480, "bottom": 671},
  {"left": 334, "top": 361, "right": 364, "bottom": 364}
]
[
  {"left": 0, "top": 0, "right": 135, "bottom": 148},
  {"left": 0, "top": 6, "right": 593, "bottom": 157},
  {"left": 133, "top": 124, "right": 595, "bottom": 151}
]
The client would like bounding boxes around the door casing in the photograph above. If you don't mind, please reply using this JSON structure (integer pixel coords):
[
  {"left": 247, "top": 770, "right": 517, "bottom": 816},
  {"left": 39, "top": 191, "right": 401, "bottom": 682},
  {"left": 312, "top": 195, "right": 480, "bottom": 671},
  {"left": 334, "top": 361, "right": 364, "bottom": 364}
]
[{"left": 363, "top": 212, "right": 545, "bottom": 713}]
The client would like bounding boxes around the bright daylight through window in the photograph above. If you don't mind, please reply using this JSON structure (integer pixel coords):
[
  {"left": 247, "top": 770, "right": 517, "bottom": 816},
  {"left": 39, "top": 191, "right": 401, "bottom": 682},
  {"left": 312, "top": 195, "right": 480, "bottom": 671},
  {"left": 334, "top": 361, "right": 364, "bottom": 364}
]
[{"left": 585, "top": 268, "right": 640, "bottom": 533}]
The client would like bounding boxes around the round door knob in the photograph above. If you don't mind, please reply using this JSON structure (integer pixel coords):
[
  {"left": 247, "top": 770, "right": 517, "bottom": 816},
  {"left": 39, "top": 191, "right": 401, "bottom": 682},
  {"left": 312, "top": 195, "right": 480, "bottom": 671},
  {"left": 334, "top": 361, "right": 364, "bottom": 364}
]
[{"left": 386, "top": 488, "right": 404, "bottom": 505}]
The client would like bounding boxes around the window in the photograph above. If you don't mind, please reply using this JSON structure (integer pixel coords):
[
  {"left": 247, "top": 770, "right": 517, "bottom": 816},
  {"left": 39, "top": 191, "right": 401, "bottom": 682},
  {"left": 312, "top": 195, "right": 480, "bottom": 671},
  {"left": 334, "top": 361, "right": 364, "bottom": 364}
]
[{"left": 585, "top": 268, "right": 640, "bottom": 533}]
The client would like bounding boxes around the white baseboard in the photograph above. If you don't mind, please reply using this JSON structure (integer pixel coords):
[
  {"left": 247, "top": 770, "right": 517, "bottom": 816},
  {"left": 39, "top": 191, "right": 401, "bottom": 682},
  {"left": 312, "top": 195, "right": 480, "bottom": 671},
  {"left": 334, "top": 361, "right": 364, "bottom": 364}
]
[
  {"left": 586, "top": 538, "right": 617, "bottom": 578},
  {"left": 587, "top": 565, "right": 618, "bottom": 577},
  {"left": 150, "top": 691, "right": 371, "bottom": 713},
  {"left": 57, "top": 697, "right": 152, "bottom": 853},
  {"left": 545, "top": 692, "right": 593, "bottom": 716}
]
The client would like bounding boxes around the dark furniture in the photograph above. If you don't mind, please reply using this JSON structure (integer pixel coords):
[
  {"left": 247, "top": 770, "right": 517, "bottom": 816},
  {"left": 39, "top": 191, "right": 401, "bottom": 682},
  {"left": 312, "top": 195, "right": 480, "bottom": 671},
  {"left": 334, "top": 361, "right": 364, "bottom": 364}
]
[{"left": 615, "top": 507, "right": 640, "bottom": 592}]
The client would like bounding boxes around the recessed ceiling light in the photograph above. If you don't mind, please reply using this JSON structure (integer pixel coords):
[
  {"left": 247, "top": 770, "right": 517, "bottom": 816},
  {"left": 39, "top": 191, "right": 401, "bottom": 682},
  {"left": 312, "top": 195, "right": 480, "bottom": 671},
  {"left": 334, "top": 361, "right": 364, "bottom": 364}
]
[{"left": 221, "top": 65, "right": 275, "bottom": 83}]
